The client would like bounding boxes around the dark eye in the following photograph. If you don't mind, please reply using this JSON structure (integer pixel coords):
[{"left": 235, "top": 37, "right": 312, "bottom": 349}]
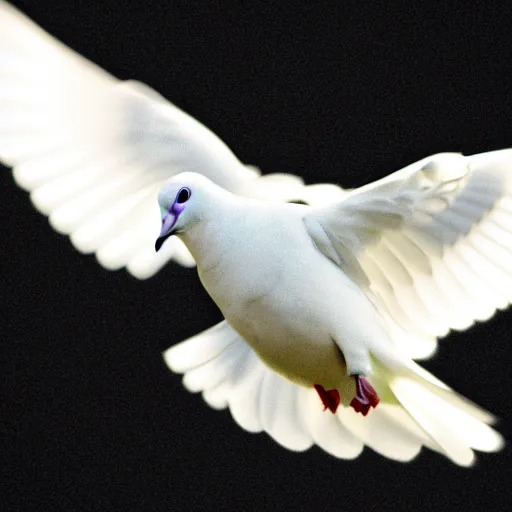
[{"left": 176, "top": 187, "right": 191, "bottom": 203}]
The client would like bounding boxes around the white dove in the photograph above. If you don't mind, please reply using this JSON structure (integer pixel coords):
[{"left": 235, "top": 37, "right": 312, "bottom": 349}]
[
  {"left": 156, "top": 150, "right": 510, "bottom": 466},
  {"left": 0, "top": 1, "right": 343, "bottom": 279},
  {"left": 1, "top": 1, "right": 507, "bottom": 466}
]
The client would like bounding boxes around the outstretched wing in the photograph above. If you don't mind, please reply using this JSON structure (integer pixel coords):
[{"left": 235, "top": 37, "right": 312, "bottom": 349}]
[
  {"left": 0, "top": 2, "right": 313, "bottom": 278},
  {"left": 164, "top": 320, "right": 501, "bottom": 466},
  {"left": 305, "top": 149, "right": 512, "bottom": 359}
]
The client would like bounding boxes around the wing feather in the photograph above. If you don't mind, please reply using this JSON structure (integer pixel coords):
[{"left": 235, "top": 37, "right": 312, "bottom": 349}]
[
  {"left": 306, "top": 149, "right": 512, "bottom": 358},
  {"left": 1, "top": 2, "right": 325, "bottom": 279},
  {"left": 163, "top": 321, "right": 502, "bottom": 464}
]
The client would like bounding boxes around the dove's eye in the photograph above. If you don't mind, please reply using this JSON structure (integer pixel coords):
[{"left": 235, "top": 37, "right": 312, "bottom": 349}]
[{"left": 176, "top": 187, "right": 191, "bottom": 204}]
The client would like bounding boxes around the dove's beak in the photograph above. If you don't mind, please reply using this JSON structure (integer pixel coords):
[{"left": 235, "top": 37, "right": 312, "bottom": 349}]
[{"left": 155, "top": 213, "right": 177, "bottom": 252}]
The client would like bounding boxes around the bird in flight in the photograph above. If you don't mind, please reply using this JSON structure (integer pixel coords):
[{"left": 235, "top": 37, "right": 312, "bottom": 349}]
[{"left": 1, "top": 1, "right": 507, "bottom": 466}]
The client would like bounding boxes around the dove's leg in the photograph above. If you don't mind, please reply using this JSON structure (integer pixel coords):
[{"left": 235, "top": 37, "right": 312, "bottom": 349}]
[
  {"left": 332, "top": 324, "right": 382, "bottom": 415},
  {"left": 314, "top": 378, "right": 379, "bottom": 416},
  {"left": 314, "top": 384, "right": 340, "bottom": 413},
  {"left": 332, "top": 341, "right": 380, "bottom": 415},
  {"left": 349, "top": 375, "right": 380, "bottom": 416}
]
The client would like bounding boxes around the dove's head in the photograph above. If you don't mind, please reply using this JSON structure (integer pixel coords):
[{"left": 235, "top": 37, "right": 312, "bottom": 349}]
[{"left": 155, "top": 172, "right": 219, "bottom": 251}]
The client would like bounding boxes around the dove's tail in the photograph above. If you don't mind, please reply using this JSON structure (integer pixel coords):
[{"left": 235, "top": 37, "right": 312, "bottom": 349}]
[
  {"left": 372, "top": 357, "right": 504, "bottom": 466},
  {"left": 164, "top": 321, "right": 504, "bottom": 465}
]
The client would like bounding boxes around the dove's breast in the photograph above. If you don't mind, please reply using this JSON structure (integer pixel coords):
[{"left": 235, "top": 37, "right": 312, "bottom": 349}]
[{"left": 189, "top": 204, "right": 377, "bottom": 389}]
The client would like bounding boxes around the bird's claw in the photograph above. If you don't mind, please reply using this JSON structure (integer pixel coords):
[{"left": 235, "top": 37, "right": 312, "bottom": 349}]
[
  {"left": 314, "top": 384, "right": 341, "bottom": 414},
  {"left": 350, "top": 375, "right": 380, "bottom": 416}
]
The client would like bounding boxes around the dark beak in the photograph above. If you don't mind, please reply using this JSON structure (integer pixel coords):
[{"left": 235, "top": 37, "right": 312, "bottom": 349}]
[{"left": 155, "top": 213, "right": 177, "bottom": 252}]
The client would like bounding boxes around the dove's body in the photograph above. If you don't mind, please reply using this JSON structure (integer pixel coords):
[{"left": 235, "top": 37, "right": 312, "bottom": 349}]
[
  {"left": 158, "top": 163, "right": 509, "bottom": 466},
  {"left": 180, "top": 196, "right": 384, "bottom": 393},
  {"left": 1, "top": 1, "right": 507, "bottom": 466}
]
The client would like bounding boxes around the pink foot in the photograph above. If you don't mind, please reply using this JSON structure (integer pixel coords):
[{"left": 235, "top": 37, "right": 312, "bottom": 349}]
[
  {"left": 350, "top": 376, "right": 380, "bottom": 416},
  {"left": 314, "top": 384, "right": 341, "bottom": 414}
]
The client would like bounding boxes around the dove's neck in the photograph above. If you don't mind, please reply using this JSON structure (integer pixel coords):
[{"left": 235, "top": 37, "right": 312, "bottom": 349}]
[
  {"left": 178, "top": 221, "right": 221, "bottom": 272},
  {"left": 177, "top": 195, "right": 244, "bottom": 274}
]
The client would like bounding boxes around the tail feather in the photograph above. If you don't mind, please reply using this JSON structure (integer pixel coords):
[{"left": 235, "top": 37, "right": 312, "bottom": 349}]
[
  {"left": 384, "top": 366, "right": 504, "bottom": 466},
  {"left": 164, "top": 321, "right": 504, "bottom": 465},
  {"left": 404, "top": 360, "right": 498, "bottom": 425},
  {"left": 390, "top": 378, "right": 475, "bottom": 466}
]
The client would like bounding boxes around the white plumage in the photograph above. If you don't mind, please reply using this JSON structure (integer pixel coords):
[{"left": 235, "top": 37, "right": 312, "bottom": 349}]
[
  {"left": 0, "top": 1, "right": 341, "bottom": 278},
  {"left": 157, "top": 153, "right": 509, "bottom": 466},
  {"left": 0, "top": 2, "right": 507, "bottom": 466}
]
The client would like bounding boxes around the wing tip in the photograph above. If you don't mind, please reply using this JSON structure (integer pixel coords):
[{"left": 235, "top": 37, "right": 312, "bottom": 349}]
[{"left": 162, "top": 345, "right": 181, "bottom": 373}]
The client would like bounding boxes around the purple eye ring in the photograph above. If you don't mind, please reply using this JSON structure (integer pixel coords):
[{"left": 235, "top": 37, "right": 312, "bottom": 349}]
[
  {"left": 176, "top": 187, "right": 191, "bottom": 204},
  {"left": 167, "top": 187, "right": 191, "bottom": 219}
]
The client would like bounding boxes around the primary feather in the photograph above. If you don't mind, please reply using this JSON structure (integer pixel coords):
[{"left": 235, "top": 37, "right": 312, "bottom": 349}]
[
  {"left": 309, "top": 150, "right": 512, "bottom": 359},
  {"left": 0, "top": 1, "right": 340, "bottom": 278}
]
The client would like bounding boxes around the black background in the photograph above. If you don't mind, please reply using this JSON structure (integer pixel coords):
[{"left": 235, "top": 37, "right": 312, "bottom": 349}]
[{"left": 1, "top": 1, "right": 511, "bottom": 511}]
